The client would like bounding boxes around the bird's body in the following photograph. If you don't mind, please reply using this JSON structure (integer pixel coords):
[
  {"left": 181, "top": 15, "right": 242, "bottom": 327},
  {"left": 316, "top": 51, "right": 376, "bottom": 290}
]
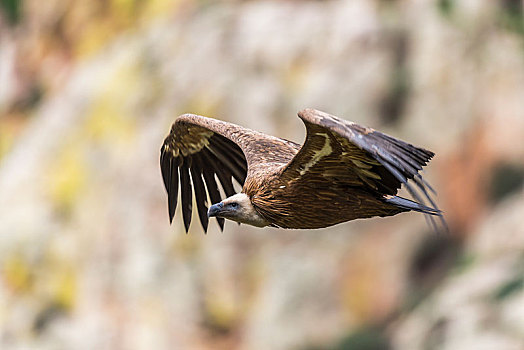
[
  {"left": 241, "top": 164, "right": 404, "bottom": 229},
  {"left": 160, "top": 109, "right": 444, "bottom": 233}
]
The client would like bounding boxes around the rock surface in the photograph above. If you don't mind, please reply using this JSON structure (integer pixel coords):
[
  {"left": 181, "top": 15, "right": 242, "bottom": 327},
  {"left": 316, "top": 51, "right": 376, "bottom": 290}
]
[{"left": 1, "top": 1, "right": 524, "bottom": 349}]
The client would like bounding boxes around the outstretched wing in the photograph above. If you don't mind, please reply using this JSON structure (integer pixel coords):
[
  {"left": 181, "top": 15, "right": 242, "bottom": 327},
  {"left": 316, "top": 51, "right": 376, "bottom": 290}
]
[
  {"left": 160, "top": 114, "right": 298, "bottom": 233},
  {"left": 279, "top": 108, "right": 443, "bottom": 228}
]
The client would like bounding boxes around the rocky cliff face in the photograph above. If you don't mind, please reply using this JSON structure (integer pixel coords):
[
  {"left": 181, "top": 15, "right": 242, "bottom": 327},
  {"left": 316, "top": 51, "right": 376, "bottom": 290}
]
[{"left": 1, "top": 1, "right": 524, "bottom": 349}]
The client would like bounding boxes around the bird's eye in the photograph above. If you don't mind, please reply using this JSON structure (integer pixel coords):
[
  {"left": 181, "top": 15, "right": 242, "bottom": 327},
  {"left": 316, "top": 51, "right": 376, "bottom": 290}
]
[{"left": 230, "top": 202, "right": 238, "bottom": 208}]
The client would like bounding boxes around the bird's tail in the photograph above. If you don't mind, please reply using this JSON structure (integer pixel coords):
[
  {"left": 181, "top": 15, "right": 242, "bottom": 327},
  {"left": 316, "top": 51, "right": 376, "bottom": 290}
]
[{"left": 383, "top": 195, "right": 441, "bottom": 216}]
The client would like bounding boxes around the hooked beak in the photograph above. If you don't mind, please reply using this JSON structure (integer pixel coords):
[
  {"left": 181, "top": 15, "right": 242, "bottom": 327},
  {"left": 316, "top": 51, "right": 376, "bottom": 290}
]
[{"left": 207, "top": 202, "right": 223, "bottom": 217}]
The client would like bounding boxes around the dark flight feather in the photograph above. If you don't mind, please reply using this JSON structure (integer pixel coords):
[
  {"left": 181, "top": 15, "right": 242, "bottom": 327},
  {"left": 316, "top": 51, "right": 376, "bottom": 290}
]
[
  {"left": 211, "top": 134, "right": 247, "bottom": 172},
  {"left": 190, "top": 154, "right": 209, "bottom": 233},
  {"left": 168, "top": 157, "right": 179, "bottom": 223},
  {"left": 207, "top": 145, "right": 245, "bottom": 184},
  {"left": 201, "top": 162, "right": 225, "bottom": 231},
  {"left": 179, "top": 160, "right": 192, "bottom": 233},
  {"left": 206, "top": 150, "right": 237, "bottom": 198}
]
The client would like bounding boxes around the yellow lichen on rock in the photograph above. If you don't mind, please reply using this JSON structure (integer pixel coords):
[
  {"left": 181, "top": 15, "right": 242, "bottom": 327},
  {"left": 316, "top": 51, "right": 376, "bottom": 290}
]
[
  {"left": 48, "top": 142, "right": 87, "bottom": 216},
  {"left": 85, "top": 62, "right": 139, "bottom": 145},
  {"left": 2, "top": 253, "right": 33, "bottom": 294}
]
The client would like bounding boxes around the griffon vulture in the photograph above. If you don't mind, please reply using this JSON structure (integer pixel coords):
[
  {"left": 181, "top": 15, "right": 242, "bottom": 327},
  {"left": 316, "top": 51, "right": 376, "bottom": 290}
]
[{"left": 160, "top": 109, "right": 445, "bottom": 233}]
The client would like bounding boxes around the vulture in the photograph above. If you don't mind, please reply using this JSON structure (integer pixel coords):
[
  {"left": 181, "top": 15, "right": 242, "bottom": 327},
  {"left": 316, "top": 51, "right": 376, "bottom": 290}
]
[{"left": 160, "top": 109, "right": 445, "bottom": 233}]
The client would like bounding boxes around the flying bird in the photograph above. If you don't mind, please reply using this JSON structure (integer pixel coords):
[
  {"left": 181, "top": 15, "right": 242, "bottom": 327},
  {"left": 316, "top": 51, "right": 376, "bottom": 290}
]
[{"left": 160, "top": 109, "right": 445, "bottom": 233}]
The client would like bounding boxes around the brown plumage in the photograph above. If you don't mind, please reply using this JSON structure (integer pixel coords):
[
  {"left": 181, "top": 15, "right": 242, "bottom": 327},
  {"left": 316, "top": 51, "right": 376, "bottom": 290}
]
[{"left": 160, "top": 108, "right": 445, "bottom": 233}]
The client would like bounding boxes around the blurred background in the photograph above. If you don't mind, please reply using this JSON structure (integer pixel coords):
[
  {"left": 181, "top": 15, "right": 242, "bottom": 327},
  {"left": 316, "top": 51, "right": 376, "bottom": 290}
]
[{"left": 1, "top": 0, "right": 524, "bottom": 349}]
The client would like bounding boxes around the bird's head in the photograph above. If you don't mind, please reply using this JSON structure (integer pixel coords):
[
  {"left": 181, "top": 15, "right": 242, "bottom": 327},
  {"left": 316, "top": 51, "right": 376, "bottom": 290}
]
[{"left": 207, "top": 193, "right": 269, "bottom": 227}]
